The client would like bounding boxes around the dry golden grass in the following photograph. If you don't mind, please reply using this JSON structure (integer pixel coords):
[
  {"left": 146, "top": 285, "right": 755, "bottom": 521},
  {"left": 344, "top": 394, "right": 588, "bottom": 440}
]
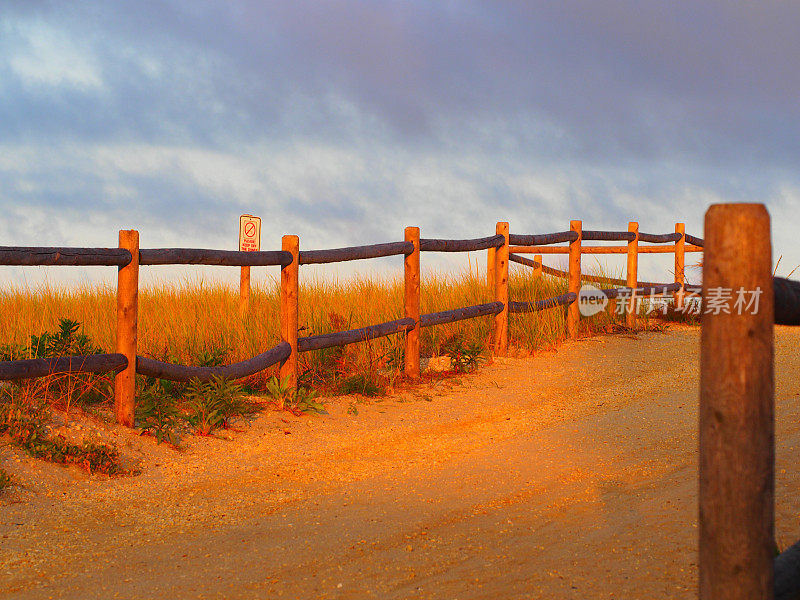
[{"left": 0, "top": 266, "right": 622, "bottom": 393}]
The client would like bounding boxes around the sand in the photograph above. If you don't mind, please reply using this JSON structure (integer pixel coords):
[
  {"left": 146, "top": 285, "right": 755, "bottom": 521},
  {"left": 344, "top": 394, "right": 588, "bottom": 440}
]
[{"left": 2, "top": 325, "right": 799, "bottom": 599}]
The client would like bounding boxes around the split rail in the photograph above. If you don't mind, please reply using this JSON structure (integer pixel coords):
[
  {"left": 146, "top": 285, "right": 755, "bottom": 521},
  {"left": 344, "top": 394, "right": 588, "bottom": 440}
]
[{"left": 0, "top": 220, "right": 699, "bottom": 426}]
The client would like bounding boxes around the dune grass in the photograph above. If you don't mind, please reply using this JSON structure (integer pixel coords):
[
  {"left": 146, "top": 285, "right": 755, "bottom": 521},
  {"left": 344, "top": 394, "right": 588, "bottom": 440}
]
[{"left": 0, "top": 265, "right": 629, "bottom": 397}]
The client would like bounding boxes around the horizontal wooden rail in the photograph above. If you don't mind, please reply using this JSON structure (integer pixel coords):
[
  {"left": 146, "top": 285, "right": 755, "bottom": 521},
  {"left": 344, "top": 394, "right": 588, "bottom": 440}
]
[
  {"left": 510, "top": 244, "right": 703, "bottom": 255},
  {"left": 600, "top": 283, "right": 682, "bottom": 299},
  {"left": 139, "top": 248, "right": 292, "bottom": 267},
  {"left": 509, "top": 253, "right": 628, "bottom": 285},
  {"left": 637, "top": 231, "right": 683, "bottom": 243},
  {"left": 581, "top": 230, "right": 636, "bottom": 242},
  {"left": 300, "top": 241, "right": 413, "bottom": 265},
  {"left": 686, "top": 234, "right": 704, "bottom": 247},
  {"left": 509, "top": 292, "right": 577, "bottom": 313},
  {"left": 135, "top": 341, "right": 291, "bottom": 382},
  {"left": 298, "top": 318, "right": 415, "bottom": 352},
  {"left": 0, "top": 247, "right": 132, "bottom": 267},
  {"left": 508, "top": 231, "right": 578, "bottom": 246},
  {"left": 774, "top": 277, "right": 800, "bottom": 326},
  {"left": 509, "top": 253, "right": 685, "bottom": 289},
  {"left": 0, "top": 353, "right": 128, "bottom": 380},
  {"left": 419, "top": 235, "right": 505, "bottom": 252},
  {"left": 419, "top": 302, "right": 504, "bottom": 328}
]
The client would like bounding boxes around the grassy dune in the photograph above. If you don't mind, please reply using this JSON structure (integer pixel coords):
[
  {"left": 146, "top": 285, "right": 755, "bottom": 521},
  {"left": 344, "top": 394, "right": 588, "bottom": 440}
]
[{"left": 0, "top": 267, "right": 624, "bottom": 394}]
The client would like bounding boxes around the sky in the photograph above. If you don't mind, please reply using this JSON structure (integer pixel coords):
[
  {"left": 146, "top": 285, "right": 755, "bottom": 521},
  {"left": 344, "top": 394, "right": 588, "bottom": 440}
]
[{"left": 1, "top": 1, "right": 799, "bottom": 287}]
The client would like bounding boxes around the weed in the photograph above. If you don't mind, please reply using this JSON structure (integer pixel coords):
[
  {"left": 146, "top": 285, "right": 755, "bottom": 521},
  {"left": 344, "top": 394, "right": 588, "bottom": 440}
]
[
  {"left": 441, "top": 335, "right": 485, "bottom": 373},
  {"left": 0, "top": 318, "right": 112, "bottom": 410},
  {"left": 196, "top": 347, "right": 227, "bottom": 367},
  {"left": 290, "top": 386, "right": 327, "bottom": 415},
  {"left": 0, "top": 397, "right": 128, "bottom": 475},
  {"left": 185, "top": 376, "right": 256, "bottom": 435},
  {"left": 264, "top": 375, "right": 294, "bottom": 410},
  {"left": 0, "top": 469, "right": 10, "bottom": 492},
  {"left": 136, "top": 380, "right": 183, "bottom": 445},
  {"left": 29, "top": 318, "right": 102, "bottom": 358},
  {"left": 337, "top": 373, "right": 386, "bottom": 397},
  {"left": 265, "top": 375, "right": 327, "bottom": 415}
]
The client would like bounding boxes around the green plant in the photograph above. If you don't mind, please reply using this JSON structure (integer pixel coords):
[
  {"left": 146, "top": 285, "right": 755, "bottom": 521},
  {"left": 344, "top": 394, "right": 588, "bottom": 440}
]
[
  {"left": 442, "top": 335, "right": 485, "bottom": 373},
  {"left": 291, "top": 386, "right": 327, "bottom": 415},
  {"left": 265, "top": 375, "right": 327, "bottom": 414},
  {"left": 185, "top": 376, "right": 256, "bottom": 435},
  {"left": 196, "top": 347, "right": 227, "bottom": 367},
  {"left": 1, "top": 318, "right": 111, "bottom": 409},
  {"left": 29, "top": 318, "right": 102, "bottom": 358},
  {"left": 135, "top": 380, "right": 183, "bottom": 445},
  {"left": 264, "top": 375, "right": 294, "bottom": 410},
  {"left": 0, "top": 397, "right": 128, "bottom": 475},
  {"left": 336, "top": 373, "right": 386, "bottom": 397},
  {"left": 0, "top": 468, "right": 11, "bottom": 492}
]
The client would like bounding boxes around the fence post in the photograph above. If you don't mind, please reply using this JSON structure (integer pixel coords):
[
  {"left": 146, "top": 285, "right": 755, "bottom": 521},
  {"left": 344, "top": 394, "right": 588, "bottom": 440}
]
[
  {"left": 567, "top": 220, "right": 581, "bottom": 339},
  {"left": 674, "top": 222, "right": 685, "bottom": 310},
  {"left": 279, "top": 235, "right": 299, "bottom": 389},
  {"left": 114, "top": 229, "right": 139, "bottom": 427},
  {"left": 404, "top": 226, "right": 421, "bottom": 379},
  {"left": 239, "top": 266, "right": 250, "bottom": 317},
  {"left": 533, "top": 254, "right": 542, "bottom": 279},
  {"left": 626, "top": 221, "right": 639, "bottom": 328},
  {"left": 493, "top": 222, "right": 509, "bottom": 356},
  {"left": 487, "top": 246, "right": 496, "bottom": 287},
  {"left": 699, "top": 203, "right": 774, "bottom": 600}
]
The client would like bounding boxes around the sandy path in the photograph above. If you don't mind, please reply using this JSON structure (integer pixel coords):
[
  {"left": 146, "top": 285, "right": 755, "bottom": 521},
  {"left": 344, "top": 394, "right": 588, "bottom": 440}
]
[{"left": 2, "top": 326, "right": 800, "bottom": 599}]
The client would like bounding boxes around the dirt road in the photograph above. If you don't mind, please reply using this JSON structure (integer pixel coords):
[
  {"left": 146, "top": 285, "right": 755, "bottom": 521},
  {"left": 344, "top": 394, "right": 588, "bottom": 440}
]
[{"left": 2, "top": 326, "right": 800, "bottom": 599}]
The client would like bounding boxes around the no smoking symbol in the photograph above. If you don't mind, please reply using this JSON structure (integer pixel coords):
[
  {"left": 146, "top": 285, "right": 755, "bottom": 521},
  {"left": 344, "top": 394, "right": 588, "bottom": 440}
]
[{"left": 244, "top": 222, "right": 256, "bottom": 237}]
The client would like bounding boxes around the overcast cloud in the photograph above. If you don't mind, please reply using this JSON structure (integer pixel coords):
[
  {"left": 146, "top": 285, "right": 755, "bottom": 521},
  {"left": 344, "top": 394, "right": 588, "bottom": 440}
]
[{"left": 1, "top": 1, "right": 798, "bottom": 285}]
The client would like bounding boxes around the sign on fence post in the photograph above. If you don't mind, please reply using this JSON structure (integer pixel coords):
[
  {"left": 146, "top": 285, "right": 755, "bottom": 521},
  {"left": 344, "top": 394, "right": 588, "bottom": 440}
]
[{"left": 239, "top": 215, "right": 261, "bottom": 316}]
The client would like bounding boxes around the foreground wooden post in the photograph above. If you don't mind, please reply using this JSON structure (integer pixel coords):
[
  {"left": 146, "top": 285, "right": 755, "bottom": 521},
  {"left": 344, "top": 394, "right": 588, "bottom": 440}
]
[
  {"left": 279, "top": 235, "right": 299, "bottom": 389},
  {"left": 674, "top": 222, "right": 685, "bottom": 310},
  {"left": 567, "top": 220, "right": 581, "bottom": 339},
  {"left": 626, "top": 221, "right": 639, "bottom": 328},
  {"left": 533, "top": 254, "right": 542, "bottom": 279},
  {"left": 487, "top": 247, "right": 496, "bottom": 287},
  {"left": 239, "top": 266, "right": 250, "bottom": 317},
  {"left": 699, "top": 203, "right": 774, "bottom": 600},
  {"left": 115, "top": 230, "right": 139, "bottom": 427},
  {"left": 493, "top": 222, "right": 509, "bottom": 356},
  {"left": 404, "top": 226, "right": 421, "bottom": 379}
]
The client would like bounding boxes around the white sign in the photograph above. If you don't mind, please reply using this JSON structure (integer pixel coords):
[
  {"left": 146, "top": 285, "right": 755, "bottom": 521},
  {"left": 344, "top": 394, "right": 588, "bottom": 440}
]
[{"left": 239, "top": 214, "right": 261, "bottom": 252}]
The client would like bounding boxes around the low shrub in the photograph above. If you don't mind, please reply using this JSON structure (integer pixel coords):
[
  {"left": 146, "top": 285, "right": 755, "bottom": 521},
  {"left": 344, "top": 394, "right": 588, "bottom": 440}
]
[{"left": 0, "top": 397, "right": 128, "bottom": 475}]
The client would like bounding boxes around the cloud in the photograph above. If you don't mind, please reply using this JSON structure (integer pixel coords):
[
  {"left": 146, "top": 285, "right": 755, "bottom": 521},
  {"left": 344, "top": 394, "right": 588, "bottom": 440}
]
[{"left": 0, "top": 1, "right": 798, "bottom": 286}]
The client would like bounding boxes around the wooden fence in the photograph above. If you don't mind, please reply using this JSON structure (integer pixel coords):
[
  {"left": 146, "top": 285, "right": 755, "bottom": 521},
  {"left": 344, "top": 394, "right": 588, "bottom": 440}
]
[
  {"left": 5, "top": 208, "right": 800, "bottom": 597},
  {"left": 0, "top": 220, "right": 695, "bottom": 425}
]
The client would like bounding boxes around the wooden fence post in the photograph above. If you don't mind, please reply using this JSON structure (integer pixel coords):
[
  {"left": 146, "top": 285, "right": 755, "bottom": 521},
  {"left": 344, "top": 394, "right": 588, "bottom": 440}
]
[
  {"left": 674, "top": 222, "right": 685, "bottom": 310},
  {"left": 493, "top": 222, "right": 509, "bottom": 356},
  {"left": 239, "top": 266, "right": 250, "bottom": 317},
  {"left": 404, "top": 226, "right": 421, "bottom": 379},
  {"left": 114, "top": 229, "right": 139, "bottom": 427},
  {"left": 567, "top": 220, "right": 581, "bottom": 339},
  {"left": 626, "top": 221, "right": 639, "bottom": 329},
  {"left": 280, "top": 235, "right": 299, "bottom": 389},
  {"left": 533, "top": 254, "right": 542, "bottom": 279},
  {"left": 699, "top": 203, "right": 774, "bottom": 600},
  {"left": 487, "top": 247, "right": 496, "bottom": 288}
]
